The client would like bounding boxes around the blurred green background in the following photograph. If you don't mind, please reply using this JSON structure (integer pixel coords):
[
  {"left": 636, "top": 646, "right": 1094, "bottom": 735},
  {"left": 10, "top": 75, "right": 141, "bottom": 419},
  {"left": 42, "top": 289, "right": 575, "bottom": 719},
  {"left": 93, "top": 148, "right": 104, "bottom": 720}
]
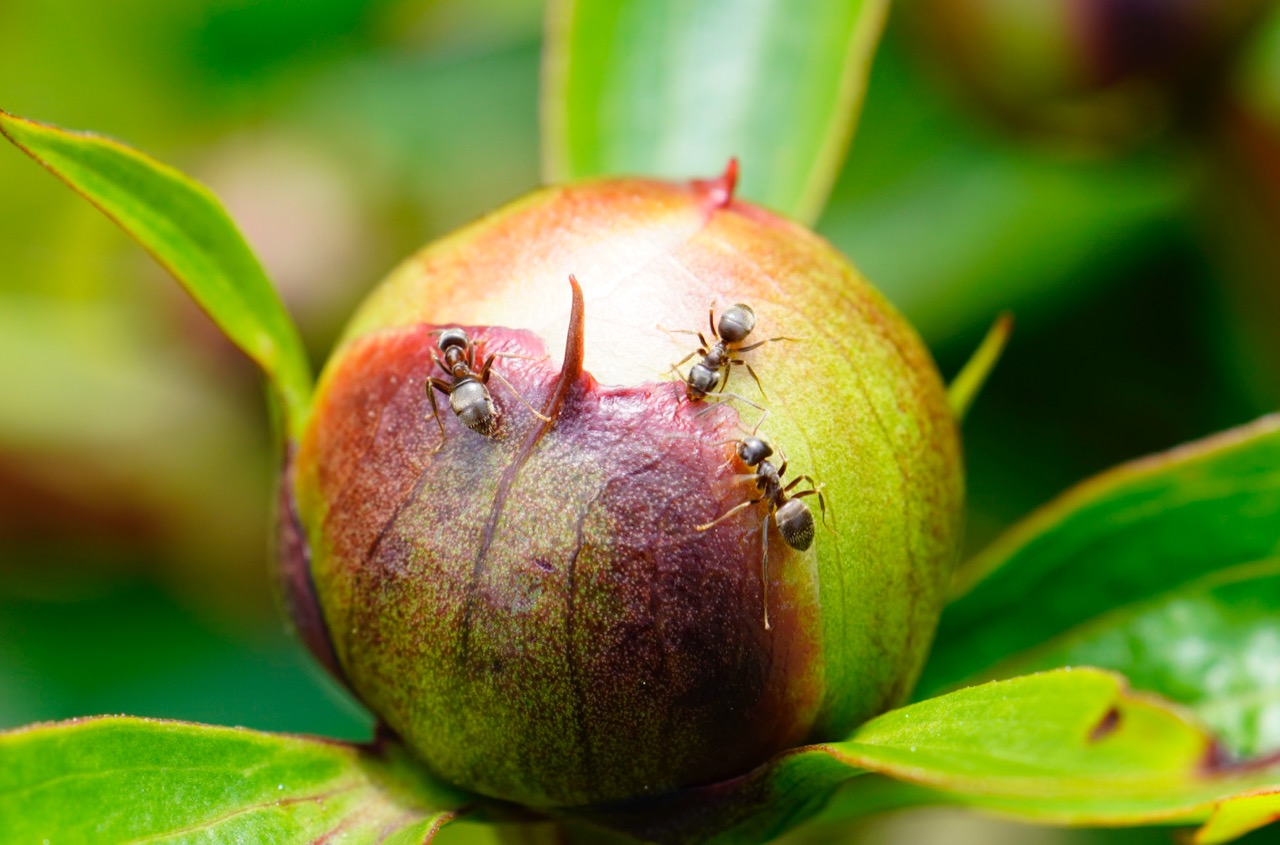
[{"left": 2, "top": 0, "right": 1278, "bottom": 841}]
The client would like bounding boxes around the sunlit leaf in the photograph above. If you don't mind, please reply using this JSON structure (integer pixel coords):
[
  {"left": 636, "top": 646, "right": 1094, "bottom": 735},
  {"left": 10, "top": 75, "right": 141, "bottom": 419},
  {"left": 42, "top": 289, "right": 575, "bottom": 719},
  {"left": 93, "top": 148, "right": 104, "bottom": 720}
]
[
  {"left": 0, "top": 110, "right": 313, "bottom": 442},
  {"left": 542, "top": 0, "right": 890, "bottom": 223},
  {"left": 1196, "top": 788, "right": 1280, "bottom": 844},
  {"left": 920, "top": 414, "right": 1280, "bottom": 695},
  {"left": 0, "top": 717, "right": 468, "bottom": 844},
  {"left": 974, "top": 560, "right": 1280, "bottom": 759},
  {"left": 571, "top": 670, "right": 1280, "bottom": 843}
]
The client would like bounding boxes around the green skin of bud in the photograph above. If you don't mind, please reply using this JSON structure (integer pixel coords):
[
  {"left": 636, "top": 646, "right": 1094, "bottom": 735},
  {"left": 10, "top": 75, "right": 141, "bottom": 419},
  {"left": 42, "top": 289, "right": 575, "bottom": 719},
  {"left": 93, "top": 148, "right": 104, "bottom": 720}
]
[{"left": 284, "top": 175, "right": 964, "bottom": 808}]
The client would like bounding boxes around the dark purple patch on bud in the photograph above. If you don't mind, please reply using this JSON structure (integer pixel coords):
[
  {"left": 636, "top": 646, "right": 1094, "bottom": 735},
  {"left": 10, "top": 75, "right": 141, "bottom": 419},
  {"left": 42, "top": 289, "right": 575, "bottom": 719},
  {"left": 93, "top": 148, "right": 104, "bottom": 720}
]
[{"left": 274, "top": 452, "right": 344, "bottom": 684}]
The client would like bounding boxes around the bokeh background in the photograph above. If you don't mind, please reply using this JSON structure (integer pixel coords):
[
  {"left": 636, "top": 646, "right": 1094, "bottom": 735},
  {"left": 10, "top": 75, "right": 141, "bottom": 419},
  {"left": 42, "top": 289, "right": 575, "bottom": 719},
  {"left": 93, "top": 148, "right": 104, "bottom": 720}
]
[{"left": 2, "top": 0, "right": 1278, "bottom": 842}]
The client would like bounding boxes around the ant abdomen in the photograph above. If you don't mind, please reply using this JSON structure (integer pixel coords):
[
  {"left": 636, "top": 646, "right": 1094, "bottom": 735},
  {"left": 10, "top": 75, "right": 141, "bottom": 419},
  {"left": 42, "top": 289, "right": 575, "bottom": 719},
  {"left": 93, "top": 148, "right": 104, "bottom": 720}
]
[
  {"left": 775, "top": 499, "right": 815, "bottom": 551},
  {"left": 717, "top": 303, "right": 756, "bottom": 344}
]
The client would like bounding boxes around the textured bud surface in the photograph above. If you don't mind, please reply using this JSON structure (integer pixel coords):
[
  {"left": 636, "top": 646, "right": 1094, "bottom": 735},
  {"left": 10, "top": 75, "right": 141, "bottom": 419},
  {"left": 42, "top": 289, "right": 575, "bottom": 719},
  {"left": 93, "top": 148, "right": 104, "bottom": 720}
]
[{"left": 288, "top": 176, "right": 964, "bottom": 807}]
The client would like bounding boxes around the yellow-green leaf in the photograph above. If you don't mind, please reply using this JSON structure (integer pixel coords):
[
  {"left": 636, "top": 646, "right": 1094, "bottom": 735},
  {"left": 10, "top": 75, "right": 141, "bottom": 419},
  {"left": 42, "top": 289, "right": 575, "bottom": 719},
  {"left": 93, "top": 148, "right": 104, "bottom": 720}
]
[
  {"left": 571, "top": 670, "right": 1280, "bottom": 844},
  {"left": 0, "top": 717, "right": 468, "bottom": 844},
  {"left": 0, "top": 110, "right": 312, "bottom": 442},
  {"left": 973, "top": 559, "right": 1280, "bottom": 759}
]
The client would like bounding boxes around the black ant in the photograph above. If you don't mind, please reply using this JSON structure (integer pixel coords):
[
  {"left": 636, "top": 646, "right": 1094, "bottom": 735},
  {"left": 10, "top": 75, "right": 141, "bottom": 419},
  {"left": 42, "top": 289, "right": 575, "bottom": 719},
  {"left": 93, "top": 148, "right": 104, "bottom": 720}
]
[
  {"left": 667, "top": 303, "right": 790, "bottom": 401},
  {"left": 425, "top": 327, "right": 549, "bottom": 441},
  {"left": 697, "top": 436, "right": 827, "bottom": 630}
]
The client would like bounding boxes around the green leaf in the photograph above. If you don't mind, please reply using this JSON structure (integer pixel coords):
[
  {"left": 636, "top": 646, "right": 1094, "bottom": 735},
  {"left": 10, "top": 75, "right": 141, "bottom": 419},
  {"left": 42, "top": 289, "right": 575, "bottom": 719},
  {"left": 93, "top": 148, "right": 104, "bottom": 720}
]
[
  {"left": 570, "top": 670, "right": 1280, "bottom": 843},
  {"left": 0, "top": 110, "right": 313, "bottom": 443},
  {"left": 0, "top": 717, "right": 468, "bottom": 844},
  {"left": 542, "top": 0, "right": 890, "bottom": 224},
  {"left": 947, "top": 312, "right": 1013, "bottom": 422},
  {"left": 971, "top": 560, "right": 1280, "bottom": 759},
  {"left": 1196, "top": 788, "right": 1280, "bottom": 844},
  {"left": 920, "top": 414, "right": 1280, "bottom": 695}
]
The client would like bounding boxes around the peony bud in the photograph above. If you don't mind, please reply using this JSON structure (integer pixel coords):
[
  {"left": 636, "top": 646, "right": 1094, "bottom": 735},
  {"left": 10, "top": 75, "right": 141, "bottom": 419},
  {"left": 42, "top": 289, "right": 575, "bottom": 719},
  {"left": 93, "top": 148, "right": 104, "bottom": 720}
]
[{"left": 278, "top": 168, "right": 964, "bottom": 808}]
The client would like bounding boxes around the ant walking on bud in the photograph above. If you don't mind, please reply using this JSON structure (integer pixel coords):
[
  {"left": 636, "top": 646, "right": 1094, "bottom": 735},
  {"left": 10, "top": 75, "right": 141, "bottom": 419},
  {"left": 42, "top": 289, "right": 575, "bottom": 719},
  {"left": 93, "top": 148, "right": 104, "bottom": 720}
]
[
  {"left": 697, "top": 435, "right": 828, "bottom": 630},
  {"left": 666, "top": 302, "right": 793, "bottom": 398},
  {"left": 425, "top": 327, "right": 549, "bottom": 442}
]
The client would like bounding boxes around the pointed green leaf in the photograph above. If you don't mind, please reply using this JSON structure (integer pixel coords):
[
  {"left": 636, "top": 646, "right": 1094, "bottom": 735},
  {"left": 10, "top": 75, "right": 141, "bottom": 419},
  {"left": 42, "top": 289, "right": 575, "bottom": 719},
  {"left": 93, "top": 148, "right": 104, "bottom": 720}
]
[
  {"left": 0, "top": 111, "right": 313, "bottom": 442},
  {"left": 0, "top": 717, "right": 468, "bottom": 844},
  {"left": 971, "top": 560, "right": 1280, "bottom": 759},
  {"left": 1196, "top": 788, "right": 1280, "bottom": 844},
  {"left": 947, "top": 311, "right": 1013, "bottom": 422},
  {"left": 542, "top": 0, "right": 890, "bottom": 224},
  {"left": 810, "top": 670, "right": 1280, "bottom": 841},
  {"left": 920, "top": 414, "right": 1280, "bottom": 695}
]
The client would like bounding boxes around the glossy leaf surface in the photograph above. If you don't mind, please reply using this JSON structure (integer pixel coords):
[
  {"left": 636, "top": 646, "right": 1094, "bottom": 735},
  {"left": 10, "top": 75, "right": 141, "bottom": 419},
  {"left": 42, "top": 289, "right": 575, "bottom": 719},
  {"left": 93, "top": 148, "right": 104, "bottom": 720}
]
[
  {"left": 0, "top": 717, "right": 467, "bottom": 844},
  {"left": 574, "top": 670, "right": 1280, "bottom": 844},
  {"left": 0, "top": 110, "right": 313, "bottom": 441},
  {"left": 542, "top": 0, "right": 889, "bottom": 223},
  {"left": 978, "top": 560, "right": 1280, "bottom": 759},
  {"left": 921, "top": 414, "right": 1280, "bottom": 694},
  {"left": 1196, "top": 788, "right": 1280, "bottom": 844}
]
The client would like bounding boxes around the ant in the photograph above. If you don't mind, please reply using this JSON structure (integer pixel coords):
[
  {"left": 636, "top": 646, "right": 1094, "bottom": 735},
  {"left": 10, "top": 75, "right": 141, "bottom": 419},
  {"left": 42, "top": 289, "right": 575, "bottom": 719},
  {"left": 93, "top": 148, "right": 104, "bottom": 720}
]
[
  {"left": 667, "top": 302, "right": 791, "bottom": 401},
  {"left": 697, "top": 435, "right": 827, "bottom": 630},
  {"left": 425, "top": 327, "right": 549, "bottom": 441}
]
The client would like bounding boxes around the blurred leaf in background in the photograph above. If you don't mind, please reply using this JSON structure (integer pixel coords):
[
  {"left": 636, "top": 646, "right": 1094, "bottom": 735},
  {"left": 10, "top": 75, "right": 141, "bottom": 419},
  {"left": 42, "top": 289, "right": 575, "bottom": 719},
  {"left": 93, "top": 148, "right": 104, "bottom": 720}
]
[
  {"left": 0, "top": 0, "right": 544, "bottom": 743},
  {"left": 3, "top": 1, "right": 1280, "bottom": 843}
]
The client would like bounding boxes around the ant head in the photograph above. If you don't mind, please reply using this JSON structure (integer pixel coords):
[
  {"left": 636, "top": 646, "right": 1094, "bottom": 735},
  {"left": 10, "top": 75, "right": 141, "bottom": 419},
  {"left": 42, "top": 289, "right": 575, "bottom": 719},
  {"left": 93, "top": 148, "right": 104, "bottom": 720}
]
[
  {"left": 717, "top": 303, "right": 756, "bottom": 344},
  {"left": 737, "top": 436, "right": 772, "bottom": 466},
  {"left": 436, "top": 327, "right": 471, "bottom": 351}
]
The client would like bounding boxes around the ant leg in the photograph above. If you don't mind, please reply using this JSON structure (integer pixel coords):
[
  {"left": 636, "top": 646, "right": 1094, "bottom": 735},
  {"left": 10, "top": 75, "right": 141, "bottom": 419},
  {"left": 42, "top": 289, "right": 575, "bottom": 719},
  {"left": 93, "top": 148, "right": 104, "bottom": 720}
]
[
  {"left": 792, "top": 483, "right": 833, "bottom": 531},
  {"left": 690, "top": 401, "right": 740, "bottom": 429},
  {"left": 721, "top": 358, "right": 767, "bottom": 398},
  {"left": 743, "top": 362, "right": 768, "bottom": 401},
  {"left": 655, "top": 326, "right": 712, "bottom": 353},
  {"left": 493, "top": 351, "right": 550, "bottom": 362},
  {"left": 747, "top": 406, "right": 769, "bottom": 435},
  {"left": 772, "top": 441, "right": 789, "bottom": 478},
  {"left": 761, "top": 511, "right": 771, "bottom": 630},
  {"left": 695, "top": 392, "right": 768, "bottom": 433},
  {"left": 425, "top": 377, "right": 452, "bottom": 442},
  {"left": 736, "top": 335, "right": 799, "bottom": 354},
  {"left": 487, "top": 367, "right": 553, "bottom": 422},
  {"left": 696, "top": 497, "right": 761, "bottom": 532},
  {"left": 782, "top": 468, "right": 822, "bottom": 497},
  {"left": 708, "top": 304, "right": 719, "bottom": 341},
  {"left": 669, "top": 349, "right": 699, "bottom": 372}
]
